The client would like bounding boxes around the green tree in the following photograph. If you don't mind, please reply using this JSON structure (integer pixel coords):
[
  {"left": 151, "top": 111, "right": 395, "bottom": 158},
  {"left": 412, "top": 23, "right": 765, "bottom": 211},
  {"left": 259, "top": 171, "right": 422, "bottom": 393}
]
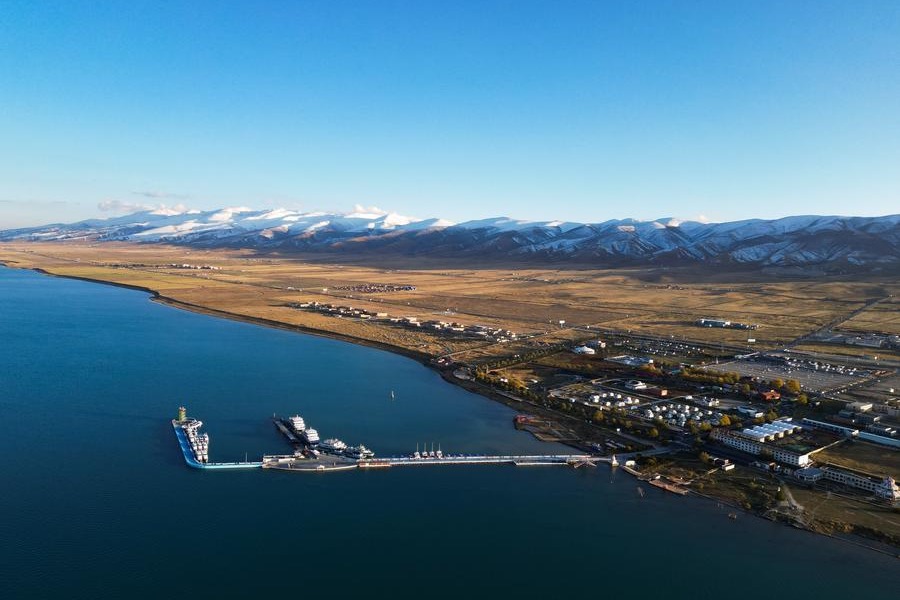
[
  {"left": 785, "top": 379, "right": 801, "bottom": 395},
  {"left": 719, "top": 414, "right": 732, "bottom": 427},
  {"left": 648, "top": 427, "right": 659, "bottom": 439}
]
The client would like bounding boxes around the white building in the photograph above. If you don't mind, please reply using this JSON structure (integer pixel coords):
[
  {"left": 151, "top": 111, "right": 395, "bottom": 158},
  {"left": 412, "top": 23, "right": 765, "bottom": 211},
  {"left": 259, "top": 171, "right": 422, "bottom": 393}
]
[
  {"left": 711, "top": 428, "right": 810, "bottom": 467},
  {"left": 736, "top": 419, "right": 802, "bottom": 443},
  {"left": 818, "top": 466, "right": 900, "bottom": 501},
  {"left": 572, "top": 346, "right": 596, "bottom": 355},
  {"left": 794, "top": 467, "right": 823, "bottom": 483},
  {"left": 713, "top": 431, "right": 762, "bottom": 455},
  {"left": 801, "top": 418, "right": 859, "bottom": 437},
  {"left": 698, "top": 318, "right": 731, "bottom": 328},
  {"left": 772, "top": 448, "right": 811, "bottom": 467},
  {"left": 737, "top": 406, "right": 765, "bottom": 419}
]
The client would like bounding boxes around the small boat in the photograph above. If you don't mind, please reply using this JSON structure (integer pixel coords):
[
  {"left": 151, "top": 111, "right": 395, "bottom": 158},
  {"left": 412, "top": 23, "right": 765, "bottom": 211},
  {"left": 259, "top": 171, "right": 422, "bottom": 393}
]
[
  {"left": 637, "top": 487, "right": 645, "bottom": 498},
  {"left": 728, "top": 513, "right": 738, "bottom": 520}
]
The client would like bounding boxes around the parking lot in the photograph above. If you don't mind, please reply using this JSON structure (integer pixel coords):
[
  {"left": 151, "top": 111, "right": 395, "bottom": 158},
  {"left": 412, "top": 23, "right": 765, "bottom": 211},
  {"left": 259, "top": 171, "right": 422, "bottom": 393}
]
[{"left": 709, "top": 356, "right": 873, "bottom": 392}]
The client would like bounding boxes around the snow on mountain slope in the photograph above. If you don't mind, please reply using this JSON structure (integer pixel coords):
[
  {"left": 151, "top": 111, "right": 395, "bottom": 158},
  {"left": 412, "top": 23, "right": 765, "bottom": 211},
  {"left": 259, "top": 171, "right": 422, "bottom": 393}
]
[{"left": 2, "top": 209, "right": 897, "bottom": 269}]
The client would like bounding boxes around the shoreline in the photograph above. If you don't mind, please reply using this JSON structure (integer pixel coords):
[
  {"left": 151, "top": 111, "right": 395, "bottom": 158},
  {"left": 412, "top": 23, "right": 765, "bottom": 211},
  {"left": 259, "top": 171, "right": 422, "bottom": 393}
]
[
  {"left": 3, "top": 261, "right": 898, "bottom": 557},
  {"left": 684, "top": 485, "right": 900, "bottom": 560},
  {"left": 22, "top": 265, "right": 434, "bottom": 363}
]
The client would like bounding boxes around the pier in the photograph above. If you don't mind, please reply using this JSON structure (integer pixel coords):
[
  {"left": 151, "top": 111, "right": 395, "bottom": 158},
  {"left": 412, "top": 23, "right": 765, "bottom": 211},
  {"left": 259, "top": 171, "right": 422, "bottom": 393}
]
[
  {"left": 260, "top": 453, "right": 609, "bottom": 472},
  {"left": 358, "top": 454, "right": 603, "bottom": 468},
  {"left": 172, "top": 409, "right": 663, "bottom": 474},
  {"left": 172, "top": 419, "right": 262, "bottom": 470}
]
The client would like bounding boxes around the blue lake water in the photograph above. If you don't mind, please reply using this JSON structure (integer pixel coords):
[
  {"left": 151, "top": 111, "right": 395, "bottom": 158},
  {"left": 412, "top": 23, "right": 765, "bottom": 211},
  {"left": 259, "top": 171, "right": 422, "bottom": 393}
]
[{"left": 0, "top": 266, "right": 897, "bottom": 598}]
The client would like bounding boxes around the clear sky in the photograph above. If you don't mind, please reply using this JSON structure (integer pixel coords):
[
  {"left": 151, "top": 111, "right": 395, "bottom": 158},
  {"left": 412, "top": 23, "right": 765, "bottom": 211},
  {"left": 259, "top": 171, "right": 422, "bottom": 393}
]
[{"left": 1, "top": 1, "right": 899, "bottom": 228}]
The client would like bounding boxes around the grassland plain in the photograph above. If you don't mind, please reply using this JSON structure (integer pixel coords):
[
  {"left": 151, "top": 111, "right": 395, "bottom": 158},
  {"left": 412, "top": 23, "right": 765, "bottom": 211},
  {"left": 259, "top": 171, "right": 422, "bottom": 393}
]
[
  {"left": 0, "top": 243, "right": 895, "bottom": 371},
  {"left": 2, "top": 242, "right": 897, "bottom": 360},
  {"left": 841, "top": 298, "right": 900, "bottom": 332}
]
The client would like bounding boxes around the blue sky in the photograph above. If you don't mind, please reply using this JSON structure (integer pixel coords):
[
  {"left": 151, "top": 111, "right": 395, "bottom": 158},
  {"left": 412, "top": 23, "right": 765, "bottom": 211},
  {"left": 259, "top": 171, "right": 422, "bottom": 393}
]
[{"left": 1, "top": 1, "right": 898, "bottom": 228}]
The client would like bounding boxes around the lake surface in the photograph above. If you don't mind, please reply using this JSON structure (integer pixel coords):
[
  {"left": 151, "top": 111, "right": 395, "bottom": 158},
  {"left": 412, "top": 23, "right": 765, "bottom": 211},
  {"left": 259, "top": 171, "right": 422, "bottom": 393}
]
[{"left": 0, "top": 266, "right": 897, "bottom": 599}]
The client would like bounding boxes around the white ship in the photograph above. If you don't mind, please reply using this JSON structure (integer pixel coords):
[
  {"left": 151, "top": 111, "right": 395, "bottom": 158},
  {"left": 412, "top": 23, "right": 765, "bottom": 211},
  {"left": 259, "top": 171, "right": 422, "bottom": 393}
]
[
  {"left": 319, "top": 438, "right": 347, "bottom": 454},
  {"left": 344, "top": 445, "right": 375, "bottom": 459},
  {"left": 290, "top": 415, "right": 306, "bottom": 433},
  {"left": 197, "top": 433, "right": 210, "bottom": 462},
  {"left": 180, "top": 418, "right": 210, "bottom": 463},
  {"left": 302, "top": 427, "right": 320, "bottom": 446}
]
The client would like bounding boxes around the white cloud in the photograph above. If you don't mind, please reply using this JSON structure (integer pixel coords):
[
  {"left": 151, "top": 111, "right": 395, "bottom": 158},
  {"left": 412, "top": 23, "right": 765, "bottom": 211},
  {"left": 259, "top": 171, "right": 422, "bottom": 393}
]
[
  {"left": 131, "top": 190, "right": 190, "bottom": 200},
  {"left": 98, "top": 199, "right": 152, "bottom": 213},
  {"left": 350, "top": 203, "right": 387, "bottom": 216},
  {"left": 98, "top": 200, "right": 190, "bottom": 215}
]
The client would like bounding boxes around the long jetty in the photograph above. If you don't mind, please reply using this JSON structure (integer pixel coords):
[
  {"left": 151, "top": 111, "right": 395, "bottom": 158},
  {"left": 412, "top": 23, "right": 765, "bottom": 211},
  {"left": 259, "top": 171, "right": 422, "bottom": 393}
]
[
  {"left": 360, "top": 454, "right": 602, "bottom": 467},
  {"left": 171, "top": 410, "right": 664, "bottom": 474},
  {"left": 261, "top": 453, "right": 608, "bottom": 473}
]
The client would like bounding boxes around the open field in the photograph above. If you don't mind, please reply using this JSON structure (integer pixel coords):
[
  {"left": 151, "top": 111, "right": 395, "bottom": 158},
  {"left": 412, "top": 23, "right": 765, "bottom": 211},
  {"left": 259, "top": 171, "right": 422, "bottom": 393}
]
[
  {"left": 2, "top": 242, "right": 898, "bottom": 362},
  {"left": 792, "top": 342, "right": 900, "bottom": 362},
  {"left": 814, "top": 441, "right": 900, "bottom": 478},
  {"left": 655, "top": 454, "right": 900, "bottom": 545},
  {"left": 790, "top": 486, "right": 900, "bottom": 543},
  {"left": 839, "top": 298, "right": 900, "bottom": 334}
]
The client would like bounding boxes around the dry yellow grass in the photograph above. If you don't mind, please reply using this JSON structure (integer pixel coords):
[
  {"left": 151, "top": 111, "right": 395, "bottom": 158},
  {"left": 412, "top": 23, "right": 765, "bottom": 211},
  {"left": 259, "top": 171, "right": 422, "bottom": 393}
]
[
  {"left": 2, "top": 242, "right": 897, "bottom": 359},
  {"left": 840, "top": 298, "right": 900, "bottom": 334},
  {"left": 814, "top": 442, "right": 900, "bottom": 479},
  {"left": 793, "top": 343, "right": 900, "bottom": 361}
]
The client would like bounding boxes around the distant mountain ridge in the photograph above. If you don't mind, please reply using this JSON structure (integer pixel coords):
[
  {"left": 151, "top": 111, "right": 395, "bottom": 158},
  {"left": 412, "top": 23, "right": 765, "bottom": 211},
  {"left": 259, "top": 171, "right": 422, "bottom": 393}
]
[{"left": 2, "top": 207, "right": 899, "bottom": 270}]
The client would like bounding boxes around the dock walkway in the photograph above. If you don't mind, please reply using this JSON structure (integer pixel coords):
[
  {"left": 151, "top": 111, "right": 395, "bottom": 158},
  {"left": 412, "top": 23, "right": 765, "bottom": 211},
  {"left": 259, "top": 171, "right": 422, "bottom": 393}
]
[
  {"left": 370, "top": 454, "right": 600, "bottom": 467},
  {"left": 259, "top": 453, "right": 611, "bottom": 472}
]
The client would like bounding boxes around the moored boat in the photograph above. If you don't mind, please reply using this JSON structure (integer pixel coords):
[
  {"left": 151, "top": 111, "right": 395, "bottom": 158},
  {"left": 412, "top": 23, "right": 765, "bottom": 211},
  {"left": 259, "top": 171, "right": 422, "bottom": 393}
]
[
  {"left": 290, "top": 415, "right": 306, "bottom": 433},
  {"left": 302, "top": 427, "right": 320, "bottom": 446},
  {"left": 319, "top": 438, "right": 347, "bottom": 454},
  {"left": 344, "top": 444, "right": 375, "bottom": 459}
]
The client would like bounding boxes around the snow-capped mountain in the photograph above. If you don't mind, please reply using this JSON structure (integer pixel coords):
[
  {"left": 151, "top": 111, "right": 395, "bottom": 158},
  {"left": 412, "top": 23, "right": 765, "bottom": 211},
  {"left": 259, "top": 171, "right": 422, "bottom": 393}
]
[{"left": 2, "top": 207, "right": 898, "bottom": 270}]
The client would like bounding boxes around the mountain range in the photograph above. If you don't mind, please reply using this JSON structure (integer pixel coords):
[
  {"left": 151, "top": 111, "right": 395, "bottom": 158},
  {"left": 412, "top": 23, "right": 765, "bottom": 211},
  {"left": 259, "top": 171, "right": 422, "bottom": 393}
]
[{"left": 2, "top": 207, "right": 898, "bottom": 270}]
